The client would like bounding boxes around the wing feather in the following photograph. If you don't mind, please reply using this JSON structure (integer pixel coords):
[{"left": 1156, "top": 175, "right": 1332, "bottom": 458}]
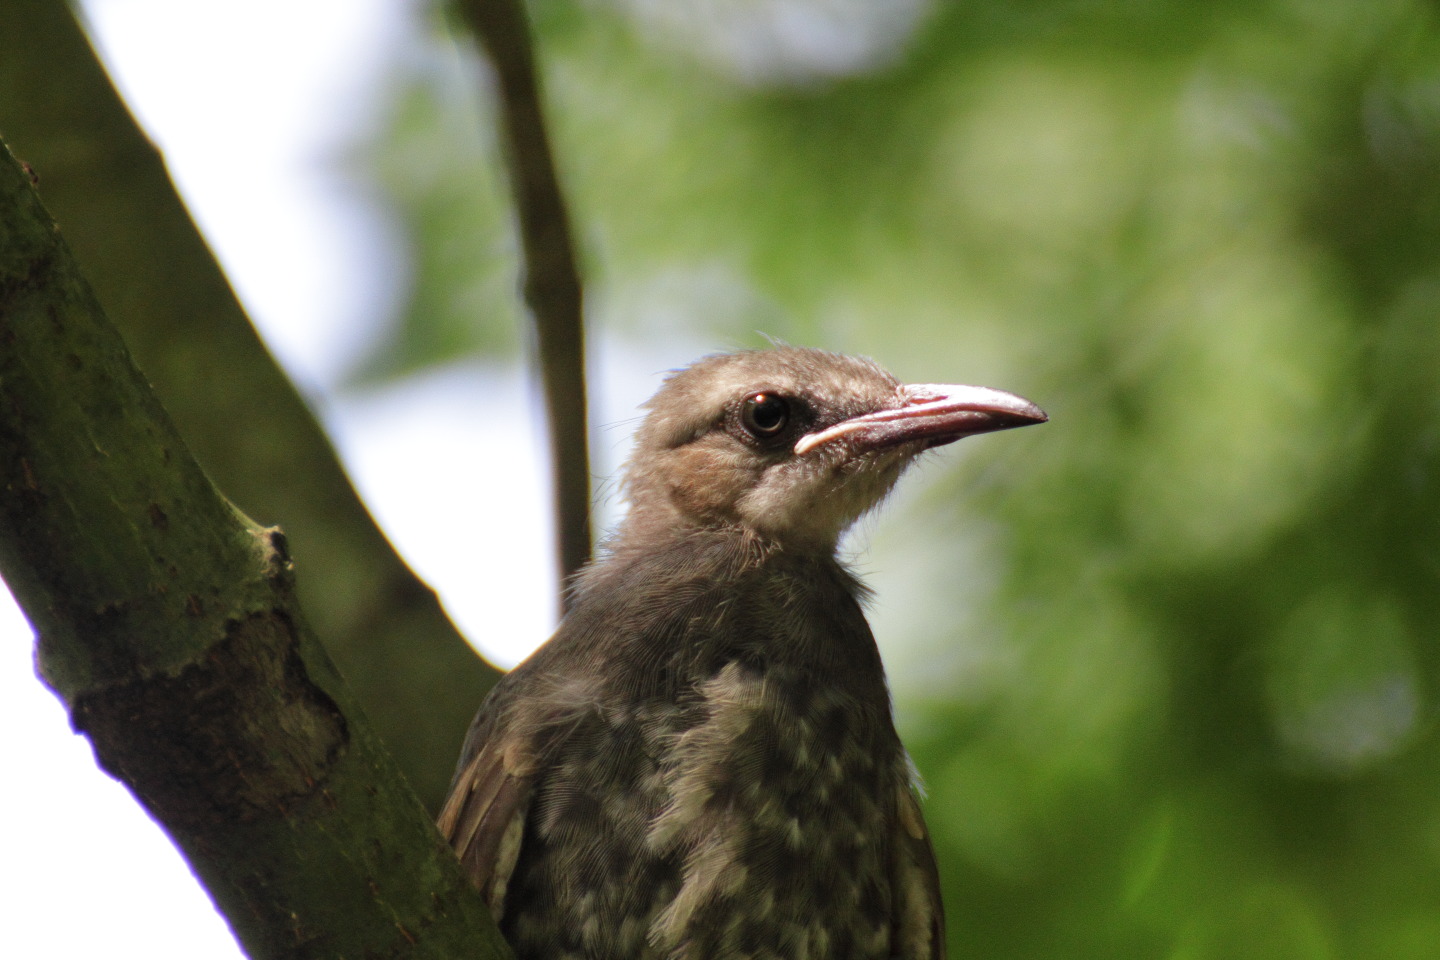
[
  {"left": 437, "top": 734, "right": 535, "bottom": 921},
  {"left": 892, "top": 785, "right": 946, "bottom": 960}
]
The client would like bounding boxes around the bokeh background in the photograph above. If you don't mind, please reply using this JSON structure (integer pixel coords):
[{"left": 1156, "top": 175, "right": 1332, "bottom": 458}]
[{"left": 3, "top": 0, "right": 1439, "bottom": 957}]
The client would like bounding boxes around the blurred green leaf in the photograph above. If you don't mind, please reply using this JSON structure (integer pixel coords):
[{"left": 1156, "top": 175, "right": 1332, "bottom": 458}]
[{"left": 349, "top": 36, "right": 522, "bottom": 384}]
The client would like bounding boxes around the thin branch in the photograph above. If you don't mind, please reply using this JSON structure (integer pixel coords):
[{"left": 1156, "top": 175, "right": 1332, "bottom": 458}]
[{"left": 454, "top": 0, "right": 594, "bottom": 596}]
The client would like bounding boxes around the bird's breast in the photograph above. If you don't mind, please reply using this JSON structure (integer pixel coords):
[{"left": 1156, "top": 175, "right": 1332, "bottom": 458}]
[
  {"left": 506, "top": 655, "right": 905, "bottom": 960},
  {"left": 644, "top": 658, "right": 903, "bottom": 958},
  {"left": 504, "top": 548, "right": 908, "bottom": 959}
]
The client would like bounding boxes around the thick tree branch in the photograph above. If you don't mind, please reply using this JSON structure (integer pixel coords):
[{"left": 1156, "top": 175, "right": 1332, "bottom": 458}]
[
  {"left": 0, "top": 0, "right": 496, "bottom": 809},
  {"left": 0, "top": 138, "right": 510, "bottom": 960},
  {"left": 454, "top": 0, "right": 593, "bottom": 594}
]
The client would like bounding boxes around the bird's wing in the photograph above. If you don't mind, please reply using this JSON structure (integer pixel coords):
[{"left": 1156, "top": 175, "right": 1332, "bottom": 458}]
[
  {"left": 892, "top": 784, "right": 947, "bottom": 960},
  {"left": 436, "top": 729, "right": 535, "bottom": 921}
]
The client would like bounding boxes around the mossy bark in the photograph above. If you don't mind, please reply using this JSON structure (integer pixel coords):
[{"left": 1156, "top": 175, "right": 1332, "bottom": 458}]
[
  {"left": 0, "top": 0, "right": 499, "bottom": 810},
  {"left": 0, "top": 139, "right": 510, "bottom": 960}
]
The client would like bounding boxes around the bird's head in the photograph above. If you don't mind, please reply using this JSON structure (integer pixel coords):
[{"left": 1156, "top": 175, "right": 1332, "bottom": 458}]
[{"left": 618, "top": 347, "right": 1047, "bottom": 554}]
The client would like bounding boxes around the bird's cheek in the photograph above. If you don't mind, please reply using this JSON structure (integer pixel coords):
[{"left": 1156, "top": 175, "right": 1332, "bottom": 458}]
[
  {"left": 734, "top": 465, "right": 850, "bottom": 545},
  {"left": 661, "top": 447, "right": 755, "bottom": 525}
]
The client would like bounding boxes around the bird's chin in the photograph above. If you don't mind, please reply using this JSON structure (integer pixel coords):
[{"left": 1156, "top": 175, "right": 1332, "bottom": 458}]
[{"left": 738, "top": 453, "right": 908, "bottom": 551}]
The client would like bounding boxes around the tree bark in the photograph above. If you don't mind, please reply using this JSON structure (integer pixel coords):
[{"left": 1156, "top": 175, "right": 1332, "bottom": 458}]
[
  {"left": 0, "top": 138, "right": 510, "bottom": 959},
  {"left": 0, "top": 0, "right": 498, "bottom": 810}
]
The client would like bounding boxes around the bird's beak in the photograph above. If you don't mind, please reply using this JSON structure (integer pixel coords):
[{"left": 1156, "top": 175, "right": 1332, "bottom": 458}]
[{"left": 794, "top": 383, "right": 1048, "bottom": 456}]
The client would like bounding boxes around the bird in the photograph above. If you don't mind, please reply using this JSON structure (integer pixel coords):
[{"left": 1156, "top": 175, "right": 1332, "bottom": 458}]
[{"left": 437, "top": 345, "right": 1046, "bottom": 960}]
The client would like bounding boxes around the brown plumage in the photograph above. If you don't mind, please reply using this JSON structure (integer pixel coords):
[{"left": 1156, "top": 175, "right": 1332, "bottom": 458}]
[{"left": 438, "top": 346, "right": 1046, "bottom": 960}]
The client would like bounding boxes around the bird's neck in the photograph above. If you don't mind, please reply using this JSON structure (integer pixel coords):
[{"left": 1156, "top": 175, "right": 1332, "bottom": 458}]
[
  {"left": 567, "top": 521, "right": 888, "bottom": 709},
  {"left": 608, "top": 505, "right": 842, "bottom": 567}
]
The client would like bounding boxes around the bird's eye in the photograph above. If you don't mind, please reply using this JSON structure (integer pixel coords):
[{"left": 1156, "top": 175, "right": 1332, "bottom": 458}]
[{"left": 741, "top": 392, "right": 790, "bottom": 439}]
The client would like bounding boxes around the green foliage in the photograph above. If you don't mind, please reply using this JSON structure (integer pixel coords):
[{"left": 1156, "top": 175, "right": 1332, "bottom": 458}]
[
  {"left": 368, "top": 0, "right": 1440, "bottom": 954},
  {"left": 350, "top": 37, "right": 523, "bottom": 383}
]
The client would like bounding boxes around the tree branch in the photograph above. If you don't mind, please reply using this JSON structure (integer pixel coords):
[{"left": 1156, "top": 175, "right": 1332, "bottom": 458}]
[
  {"left": 0, "top": 0, "right": 497, "bottom": 809},
  {"left": 454, "top": 0, "right": 594, "bottom": 595},
  {"left": 0, "top": 138, "right": 510, "bottom": 960}
]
